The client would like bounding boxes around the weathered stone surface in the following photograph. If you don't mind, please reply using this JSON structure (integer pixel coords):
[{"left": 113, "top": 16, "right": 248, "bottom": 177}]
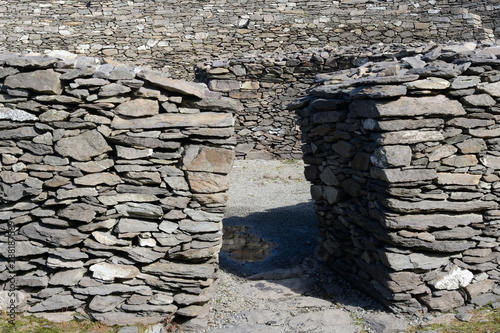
[
  {"left": 74, "top": 172, "right": 122, "bottom": 186},
  {"left": 478, "top": 81, "right": 500, "bottom": 97},
  {"left": 138, "top": 71, "right": 208, "bottom": 98},
  {"left": 183, "top": 96, "right": 243, "bottom": 112},
  {"left": 20, "top": 223, "right": 86, "bottom": 246},
  {"left": 349, "top": 85, "right": 407, "bottom": 99},
  {"left": 429, "top": 265, "right": 474, "bottom": 290},
  {"left": 371, "top": 146, "right": 412, "bottom": 167},
  {"left": 405, "top": 77, "right": 450, "bottom": 90},
  {"left": 116, "top": 203, "right": 163, "bottom": 219},
  {"left": 58, "top": 203, "right": 99, "bottom": 223},
  {"left": 49, "top": 268, "right": 86, "bottom": 286},
  {"left": 89, "top": 295, "right": 124, "bottom": 313},
  {"left": 383, "top": 199, "right": 497, "bottom": 213},
  {"left": 91, "top": 313, "right": 163, "bottom": 326},
  {"left": 371, "top": 168, "right": 436, "bottom": 183},
  {"left": 179, "top": 220, "right": 221, "bottom": 233},
  {"left": 111, "top": 112, "right": 233, "bottom": 130},
  {"left": 384, "top": 214, "right": 482, "bottom": 231},
  {"left": 0, "top": 107, "right": 37, "bottom": 122},
  {"left": 29, "top": 295, "right": 85, "bottom": 312},
  {"left": 420, "top": 291, "right": 464, "bottom": 311},
  {"left": 116, "top": 146, "right": 153, "bottom": 160},
  {"left": 4, "top": 69, "right": 62, "bottom": 94},
  {"left": 90, "top": 262, "right": 140, "bottom": 281},
  {"left": 363, "top": 313, "right": 408, "bottom": 333},
  {"left": 436, "top": 173, "right": 481, "bottom": 186},
  {"left": 462, "top": 94, "right": 496, "bottom": 107},
  {"left": 183, "top": 145, "right": 234, "bottom": 174},
  {"left": 186, "top": 172, "right": 230, "bottom": 193},
  {"left": 143, "top": 262, "right": 215, "bottom": 279},
  {"left": 115, "top": 99, "right": 159, "bottom": 117},
  {"left": 375, "top": 130, "right": 444, "bottom": 145},
  {"left": 55, "top": 130, "right": 112, "bottom": 161},
  {"left": 72, "top": 159, "right": 114, "bottom": 173},
  {"left": 379, "top": 251, "right": 449, "bottom": 271},
  {"left": 98, "top": 193, "right": 158, "bottom": 206},
  {"left": 115, "top": 218, "right": 160, "bottom": 233},
  {"left": 351, "top": 95, "right": 465, "bottom": 118}
]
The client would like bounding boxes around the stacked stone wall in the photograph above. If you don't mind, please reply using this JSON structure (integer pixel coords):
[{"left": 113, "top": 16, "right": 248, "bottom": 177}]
[
  {"left": 0, "top": 0, "right": 497, "bottom": 80},
  {"left": 196, "top": 43, "right": 498, "bottom": 160},
  {"left": 294, "top": 46, "right": 500, "bottom": 313},
  {"left": 0, "top": 54, "right": 239, "bottom": 331}
]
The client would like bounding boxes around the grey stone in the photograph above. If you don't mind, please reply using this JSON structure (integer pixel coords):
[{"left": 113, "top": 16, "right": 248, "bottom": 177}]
[
  {"left": 143, "top": 262, "right": 215, "bottom": 279},
  {"left": 127, "top": 247, "right": 165, "bottom": 263},
  {"left": 379, "top": 251, "right": 449, "bottom": 271},
  {"left": 371, "top": 146, "right": 412, "bottom": 167},
  {"left": 138, "top": 70, "right": 208, "bottom": 98},
  {"left": 111, "top": 112, "right": 233, "bottom": 130},
  {"left": 49, "top": 268, "right": 86, "bottom": 286},
  {"left": 89, "top": 262, "right": 140, "bottom": 281},
  {"left": 288, "top": 309, "right": 357, "bottom": 333},
  {"left": 383, "top": 198, "right": 497, "bottom": 213},
  {"left": 116, "top": 203, "right": 163, "bottom": 219},
  {"left": 375, "top": 130, "right": 444, "bottom": 145},
  {"left": 350, "top": 95, "right": 465, "bottom": 118},
  {"left": 72, "top": 284, "right": 152, "bottom": 296},
  {"left": 363, "top": 312, "right": 408, "bottom": 333},
  {"left": 72, "top": 159, "right": 114, "bottom": 173},
  {"left": 183, "top": 145, "right": 234, "bottom": 174},
  {"left": 371, "top": 168, "right": 437, "bottom": 183},
  {"left": 91, "top": 313, "right": 163, "bottom": 326},
  {"left": 29, "top": 295, "right": 85, "bottom": 312},
  {"left": 384, "top": 214, "right": 482, "bottom": 231},
  {"left": 183, "top": 96, "right": 243, "bottom": 112},
  {"left": 115, "top": 218, "right": 160, "bottom": 233},
  {"left": 0, "top": 107, "right": 37, "bottom": 122},
  {"left": 55, "top": 130, "right": 112, "bottom": 161},
  {"left": 451, "top": 76, "right": 481, "bottom": 89},
  {"left": 349, "top": 85, "right": 407, "bottom": 99},
  {"left": 405, "top": 77, "right": 450, "bottom": 89},
  {"left": 20, "top": 223, "right": 86, "bottom": 246},
  {"left": 462, "top": 94, "right": 496, "bottom": 106},
  {"left": 89, "top": 295, "right": 124, "bottom": 312},
  {"left": 179, "top": 220, "right": 221, "bottom": 233},
  {"left": 4, "top": 69, "right": 62, "bottom": 94},
  {"left": 115, "top": 99, "right": 159, "bottom": 117},
  {"left": 99, "top": 83, "right": 131, "bottom": 97}
]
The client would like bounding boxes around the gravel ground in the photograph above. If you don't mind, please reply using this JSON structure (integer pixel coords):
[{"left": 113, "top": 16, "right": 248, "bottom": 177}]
[{"left": 202, "top": 159, "right": 410, "bottom": 333}]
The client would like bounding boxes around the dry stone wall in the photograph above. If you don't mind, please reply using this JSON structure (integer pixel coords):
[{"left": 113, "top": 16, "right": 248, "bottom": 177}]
[
  {"left": 0, "top": 54, "right": 239, "bottom": 331},
  {"left": 196, "top": 42, "right": 499, "bottom": 160},
  {"left": 294, "top": 46, "right": 500, "bottom": 313},
  {"left": 0, "top": 0, "right": 498, "bottom": 80}
]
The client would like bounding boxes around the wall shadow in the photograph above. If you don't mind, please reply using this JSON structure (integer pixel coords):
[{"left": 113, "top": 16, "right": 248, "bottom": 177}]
[{"left": 219, "top": 201, "right": 385, "bottom": 311}]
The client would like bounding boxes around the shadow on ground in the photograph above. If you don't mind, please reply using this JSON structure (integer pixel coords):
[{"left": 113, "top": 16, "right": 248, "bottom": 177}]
[
  {"left": 220, "top": 201, "right": 385, "bottom": 312},
  {"left": 220, "top": 202, "right": 318, "bottom": 277}
]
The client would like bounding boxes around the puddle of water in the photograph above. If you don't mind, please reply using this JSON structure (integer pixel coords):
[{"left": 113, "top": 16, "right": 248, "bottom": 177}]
[{"left": 222, "top": 225, "right": 276, "bottom": 263}]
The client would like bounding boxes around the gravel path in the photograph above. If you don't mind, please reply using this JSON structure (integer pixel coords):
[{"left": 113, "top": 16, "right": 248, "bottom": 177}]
[{"left": 202, "top": 160, "right": 410, "bottom": 333}]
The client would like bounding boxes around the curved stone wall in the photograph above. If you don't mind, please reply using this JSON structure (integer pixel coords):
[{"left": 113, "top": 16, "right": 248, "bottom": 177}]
[
  {"left": 294, "top": 46, "right": 500, "bottom": 313},
  {"left": 196, "top": 43, "right": 498, "bottom": 159},
  {"left": 0, "top": 0, "right": 497, "bottom": 80},
  {"left": 0, "top": 54, "right": 239, "bottom": 331}
]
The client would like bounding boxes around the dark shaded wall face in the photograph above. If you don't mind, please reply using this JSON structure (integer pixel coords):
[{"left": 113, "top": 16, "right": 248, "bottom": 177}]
[{"left": 294, "top": 45, "right": 500, "bottom": 314}]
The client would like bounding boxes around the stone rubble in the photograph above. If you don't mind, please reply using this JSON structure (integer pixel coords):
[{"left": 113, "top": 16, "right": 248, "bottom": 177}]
[
  {"left": 0, "top": 54, "right": 239, "bottom": 331},
  {"left": 294, "top": 44, "right": 500, "bottom": 314}
]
